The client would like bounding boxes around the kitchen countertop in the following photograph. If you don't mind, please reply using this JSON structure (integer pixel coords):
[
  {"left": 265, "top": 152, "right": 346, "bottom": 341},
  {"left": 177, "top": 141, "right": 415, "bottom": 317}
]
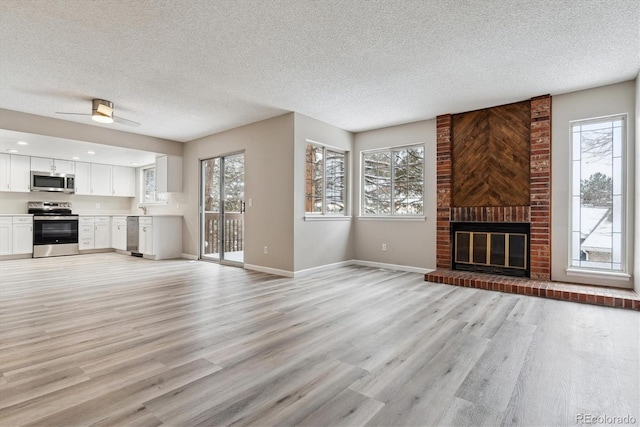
[
  {"left": 0, "top": 214, "right": 33, "bottom": 216},
  {"left": 75, "top": 214, "right": 183, "bottom": 217}
]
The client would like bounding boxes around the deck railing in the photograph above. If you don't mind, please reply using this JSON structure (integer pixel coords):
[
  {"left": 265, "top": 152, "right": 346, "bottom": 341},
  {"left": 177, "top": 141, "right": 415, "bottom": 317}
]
[{"left": 203, "top": 212, "right": 243, "bottom": 255}]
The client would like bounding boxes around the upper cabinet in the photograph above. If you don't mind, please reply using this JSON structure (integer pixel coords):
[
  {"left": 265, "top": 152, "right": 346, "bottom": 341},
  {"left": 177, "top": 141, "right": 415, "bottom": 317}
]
[
  {"left": 74, "top": 162, "right": 92, "bottom": 195},
  {"left": 0, "top": 154, "right": 30, "bottom": 192},
  {"left": 156, "top": 155, "right": 182, "bottom": 193},
  {"left": 1, "top": 151, "right": 138, "bottom": 197},
  {"left": 75, "top": 162, "right": 135, "bottom": 197},
  {"left": 90, "top": 164, "right": 112, "bottom": 196},
  {"left": 31, "top": 157, "right": 75, "bottom": 174},
  {"left": 112, "top": 166, "right": 135, "bottom": 197}
]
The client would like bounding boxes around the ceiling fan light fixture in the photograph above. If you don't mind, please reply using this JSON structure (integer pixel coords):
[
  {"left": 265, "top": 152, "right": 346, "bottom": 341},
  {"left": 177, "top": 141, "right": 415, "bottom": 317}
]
[
  {"left": 91, "top": 99, "right": 114, "bottom": 124},
  {"left": 91, "top": 112, "right": 114, "bottom": 124}
]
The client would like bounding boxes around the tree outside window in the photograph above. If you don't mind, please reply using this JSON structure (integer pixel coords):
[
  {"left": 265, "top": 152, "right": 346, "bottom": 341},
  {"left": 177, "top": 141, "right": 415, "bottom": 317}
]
[
  {"left": 362, "top": 145, "right": 424, "bottom": 216},
  {"left": 570, "top": 116, "right": 625, "bottom": 271},
  {"left": 305, "top": 143, "right": 347, "bottom": 215}
]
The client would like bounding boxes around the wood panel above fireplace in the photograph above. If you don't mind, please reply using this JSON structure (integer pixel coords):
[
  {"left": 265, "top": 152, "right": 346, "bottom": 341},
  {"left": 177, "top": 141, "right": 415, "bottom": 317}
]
[{"left": 452, "top": 100, "right": 531, "bottom": 207}]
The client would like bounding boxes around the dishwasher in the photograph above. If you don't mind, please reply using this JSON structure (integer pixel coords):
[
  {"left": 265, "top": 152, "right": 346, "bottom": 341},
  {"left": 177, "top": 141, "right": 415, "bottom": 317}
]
[{"left": 126, "top": 216, "right": 142, "bottom": 257}]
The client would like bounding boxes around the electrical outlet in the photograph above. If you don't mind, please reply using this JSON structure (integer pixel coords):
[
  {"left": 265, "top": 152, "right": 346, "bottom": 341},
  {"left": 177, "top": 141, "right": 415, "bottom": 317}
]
[
  {"left": 264, "top": 246, "right": 268, "bottom": 254},
  {"left": 382, "top": 243, "right": 387, "bottom": 251},
  {"left": 96, "top": 203, "right": 100, "bottom": 209},
  {"left": 248, "top": 198, "right": 253, "bottom": 207}
]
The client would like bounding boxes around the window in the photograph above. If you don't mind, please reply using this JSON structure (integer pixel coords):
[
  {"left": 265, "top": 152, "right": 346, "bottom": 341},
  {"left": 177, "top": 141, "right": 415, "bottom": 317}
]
[
  {"left": 570, "top": 115, "right": 625, "bottom": 272},
  {"left": 141, "top": 166, "right": 167, "bottom": 204},
  {"left": 305, "top": 142, "right": 347, "bottom": 215},
  {"left": 362, "top": 144, "right": 424, "bottom": 216}
]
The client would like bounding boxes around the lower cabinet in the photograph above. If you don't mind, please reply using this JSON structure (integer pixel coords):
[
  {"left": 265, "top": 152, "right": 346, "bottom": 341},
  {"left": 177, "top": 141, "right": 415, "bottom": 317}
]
[
  {"left": 79, "top": 216, "right": 94, "bottom": 250},
  {"left": 0, "top": 216, "right": 33, "bottom": 257},
  {"left": 79, "top": 216, "right": 111, "bottom": 250},
  {"left": 111, "top": 217, "right": 127, "bottom": 251},
  {"left": 13, "top": 217, "right": 33, "bottom": 254},
  {"left": 138, "top": 216, "right": 182, "bottom": 260},
  {"left": 0, "top": 218, "right": 12, "bottom": 256},
  {"left": 94, "top": 217, "right": 111, "bottom": 249}
]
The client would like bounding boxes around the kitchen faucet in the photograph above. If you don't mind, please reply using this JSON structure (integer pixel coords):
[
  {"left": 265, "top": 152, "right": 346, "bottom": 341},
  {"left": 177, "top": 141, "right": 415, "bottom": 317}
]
[{"left": 139, "top": 205, "right": 148, "bottom": 215}]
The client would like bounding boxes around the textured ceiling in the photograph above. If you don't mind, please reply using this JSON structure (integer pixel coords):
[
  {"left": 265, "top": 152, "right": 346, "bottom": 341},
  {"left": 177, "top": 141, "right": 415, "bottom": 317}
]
[{"left": 0, "top": 0, "right": 638, "bottom": 143}]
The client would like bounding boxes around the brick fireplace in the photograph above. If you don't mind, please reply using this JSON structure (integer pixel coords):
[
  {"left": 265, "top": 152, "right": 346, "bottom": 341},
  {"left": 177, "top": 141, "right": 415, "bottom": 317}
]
[
  {"left": 434, "top": 95, "right": 551, "bottom": 280},
  {"left": 426, "top": 96, "right": 640, "bottom": 311}
]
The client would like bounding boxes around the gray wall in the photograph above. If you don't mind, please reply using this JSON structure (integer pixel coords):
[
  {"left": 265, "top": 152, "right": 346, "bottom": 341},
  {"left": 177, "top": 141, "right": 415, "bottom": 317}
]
[
  {"left": 293, "top": 113, "right": 355, "bottom": 273},
  {"left": 353, "top": 119, "right": 437, "bottom": 271},
  {"left": 551, "top": 80, "right": 636, "bottom": 288},
  {"left": 182, "top": 114, "right": 295, "bottom": 273},
  {"left": 635, "top": 73, "right": 639, "bottom": 293}
]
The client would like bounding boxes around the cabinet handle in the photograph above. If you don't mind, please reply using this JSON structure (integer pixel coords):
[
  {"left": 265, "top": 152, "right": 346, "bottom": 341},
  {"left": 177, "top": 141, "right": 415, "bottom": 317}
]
[{"left": 117, "top": 225, "right": 120, "bottom": 230}]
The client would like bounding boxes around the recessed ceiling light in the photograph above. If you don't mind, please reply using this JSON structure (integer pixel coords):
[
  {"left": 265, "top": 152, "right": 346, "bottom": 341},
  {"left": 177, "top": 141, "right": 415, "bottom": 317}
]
[
  {"left": 72, "top": 156, "right": 80, "bottom": 160},
  {"left": 17, "top": 141, "right": 28, "bottom": 145},
  {"left": 130, "top": 162, "right": 138, "bottom": 166},
  {"left": 7, "top": 149, "right": 18, "bottom": 153},
  {"left": 87, "top": 151, "right": 95, "bottom": 155}
]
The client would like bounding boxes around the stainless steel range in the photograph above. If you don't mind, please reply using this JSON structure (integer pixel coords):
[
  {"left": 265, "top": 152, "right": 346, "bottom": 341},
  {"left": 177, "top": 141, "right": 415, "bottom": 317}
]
[{"left": 28, "top": 201, "right": 79, "bottom": 258}]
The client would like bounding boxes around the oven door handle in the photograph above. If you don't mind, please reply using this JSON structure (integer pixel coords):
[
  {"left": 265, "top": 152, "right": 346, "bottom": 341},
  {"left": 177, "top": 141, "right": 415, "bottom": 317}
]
[{"left": 34, "top": 216, "right": 79, "bottom": 220}]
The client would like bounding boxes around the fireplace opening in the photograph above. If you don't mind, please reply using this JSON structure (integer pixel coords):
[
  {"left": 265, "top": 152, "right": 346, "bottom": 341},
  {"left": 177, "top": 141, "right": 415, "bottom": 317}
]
[{"left": 452, "top": 222, "right": 530, "bottom": 278}]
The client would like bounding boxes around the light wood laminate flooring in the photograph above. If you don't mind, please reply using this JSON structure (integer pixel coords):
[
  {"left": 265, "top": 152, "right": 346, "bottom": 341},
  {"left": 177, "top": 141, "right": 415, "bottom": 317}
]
[{"left": 0, "top": 253, "right": 638, "bottom": 426}]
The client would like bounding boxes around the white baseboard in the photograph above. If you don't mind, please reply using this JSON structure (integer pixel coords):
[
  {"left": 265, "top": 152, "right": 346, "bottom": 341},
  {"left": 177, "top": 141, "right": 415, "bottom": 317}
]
[
  {"left": 181, "top": 253, "right": 199, "bottom": 260},
  {"left": 244, "top": 263, "right": 294, "bottom": 278},
  {"left": 353, "top": 260, "right": 434, "bottom": 275},
  {"left": 293, "top": 260, "right": 356, "bottom": 277},
  {"left": 237, "top": 260, "right": 432, "bottom": 278}
]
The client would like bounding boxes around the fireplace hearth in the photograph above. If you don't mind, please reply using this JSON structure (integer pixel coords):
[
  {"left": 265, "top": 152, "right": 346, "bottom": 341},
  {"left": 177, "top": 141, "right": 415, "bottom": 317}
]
[{"left": 452, "top": 222, "right": 530, "bottom": 278}]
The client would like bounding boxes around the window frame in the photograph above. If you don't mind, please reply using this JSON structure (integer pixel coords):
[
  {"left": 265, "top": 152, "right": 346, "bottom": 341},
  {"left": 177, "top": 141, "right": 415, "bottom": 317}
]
[
  {"left": 567, "top": 114, "right": 628, "bottom": 277},
  {"left": 140, "top": 165, "right": 168, "bottom": 205},
  {"left": 359, "top": 143, "right": 426, "bottom": 220},
  {"left": 304, "top": 140, "right": 349, "bottom": 219}
]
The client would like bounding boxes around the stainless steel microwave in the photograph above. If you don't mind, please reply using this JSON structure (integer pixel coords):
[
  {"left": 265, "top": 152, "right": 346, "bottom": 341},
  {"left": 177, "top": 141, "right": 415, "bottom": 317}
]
[{"left": 30, "top": 171, "right": 75, "bottom": 193}]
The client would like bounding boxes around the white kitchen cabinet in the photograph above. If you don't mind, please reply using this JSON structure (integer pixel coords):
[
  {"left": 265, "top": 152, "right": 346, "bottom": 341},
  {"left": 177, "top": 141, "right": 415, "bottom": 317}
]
[
  {"left": 31, "top": 157, "right": 75, "bottom": 174},
  {"left": 79, "top": 216, "right": 111, "bottom": 251},
  {"left": 139, "top": 217, "right": 153, "bottom": 256},
  {"left": 0, "top": 154, "right": 31, "bottom": 192},
  {"left": 137, "top": 216, "right": 182, "bottom": 260},
  {"left": 91, "top": 164, "right": 112, "bottom": 196},
  {"left": 111, "top": 216, "right": 127, "bottom": 251},
  {"left": 94, "top": 216, "right": 111, "bottom": 249},
  {"left": 74, "top": 162, "right": 91, "bottom": 195},
  {"left": 11, "top": 155, "right": 31, "bottom": 192},
  {"left": 155, "top": 155, "right": 182, "bottom": 193},
  {"left": 79, "top": 216, "right": 95, "bottom": 250},
  {"left": 0, "top": 216, "right": 32, "bottom": 256},
  {"left": 0, "top": 217, "right": 12, "bottom": 256},
  {"left": 112, "top": 166, "right": 135, "bottom": 197},
  {"left": 12, "top": 216, "right": 33, "bottom": 255},
  {"left": 0, "top": 154, "right": 9, "bottom": 192}
]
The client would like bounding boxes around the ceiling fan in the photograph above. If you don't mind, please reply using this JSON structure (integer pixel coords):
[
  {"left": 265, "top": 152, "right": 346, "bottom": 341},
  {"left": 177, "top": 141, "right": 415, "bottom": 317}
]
[{"left": 56, "top": 99, "right": 141, "bottom": 127}]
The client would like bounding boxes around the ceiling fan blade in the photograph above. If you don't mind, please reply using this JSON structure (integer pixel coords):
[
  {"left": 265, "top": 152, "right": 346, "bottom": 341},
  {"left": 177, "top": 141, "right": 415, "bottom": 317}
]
[
  {"left": 55, "top": 112, "right": 90, "bottom": 116},
  {"left": 113, "top": 115, "right": 141, "bottom": 127}
]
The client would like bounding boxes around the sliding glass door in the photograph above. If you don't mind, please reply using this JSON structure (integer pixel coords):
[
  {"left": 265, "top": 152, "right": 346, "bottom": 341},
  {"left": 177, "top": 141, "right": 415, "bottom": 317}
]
[{"left": 200, "top": 152, "right": 245, "bottom": 265}]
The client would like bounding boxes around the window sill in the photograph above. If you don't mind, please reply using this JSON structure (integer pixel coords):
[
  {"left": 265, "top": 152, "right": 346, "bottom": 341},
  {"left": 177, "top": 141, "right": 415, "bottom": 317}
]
[
  {"left": 139, "top": 202, "right": 168, "bottom": 206},
  {"left": 304, "top": 215, "right": 351, "bottom": 221},
  {"left": 566, "top": 268, "right": 631, "bottom": 282},
  {"left": 358, "top": 215, "right": 426, "bottom": 222}
]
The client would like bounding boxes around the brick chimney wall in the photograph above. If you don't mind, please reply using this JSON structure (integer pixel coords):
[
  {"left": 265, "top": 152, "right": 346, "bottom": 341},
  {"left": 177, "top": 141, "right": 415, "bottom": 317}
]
[{"left": 435, "top": 95, "right": 551, "bottom": 280}]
